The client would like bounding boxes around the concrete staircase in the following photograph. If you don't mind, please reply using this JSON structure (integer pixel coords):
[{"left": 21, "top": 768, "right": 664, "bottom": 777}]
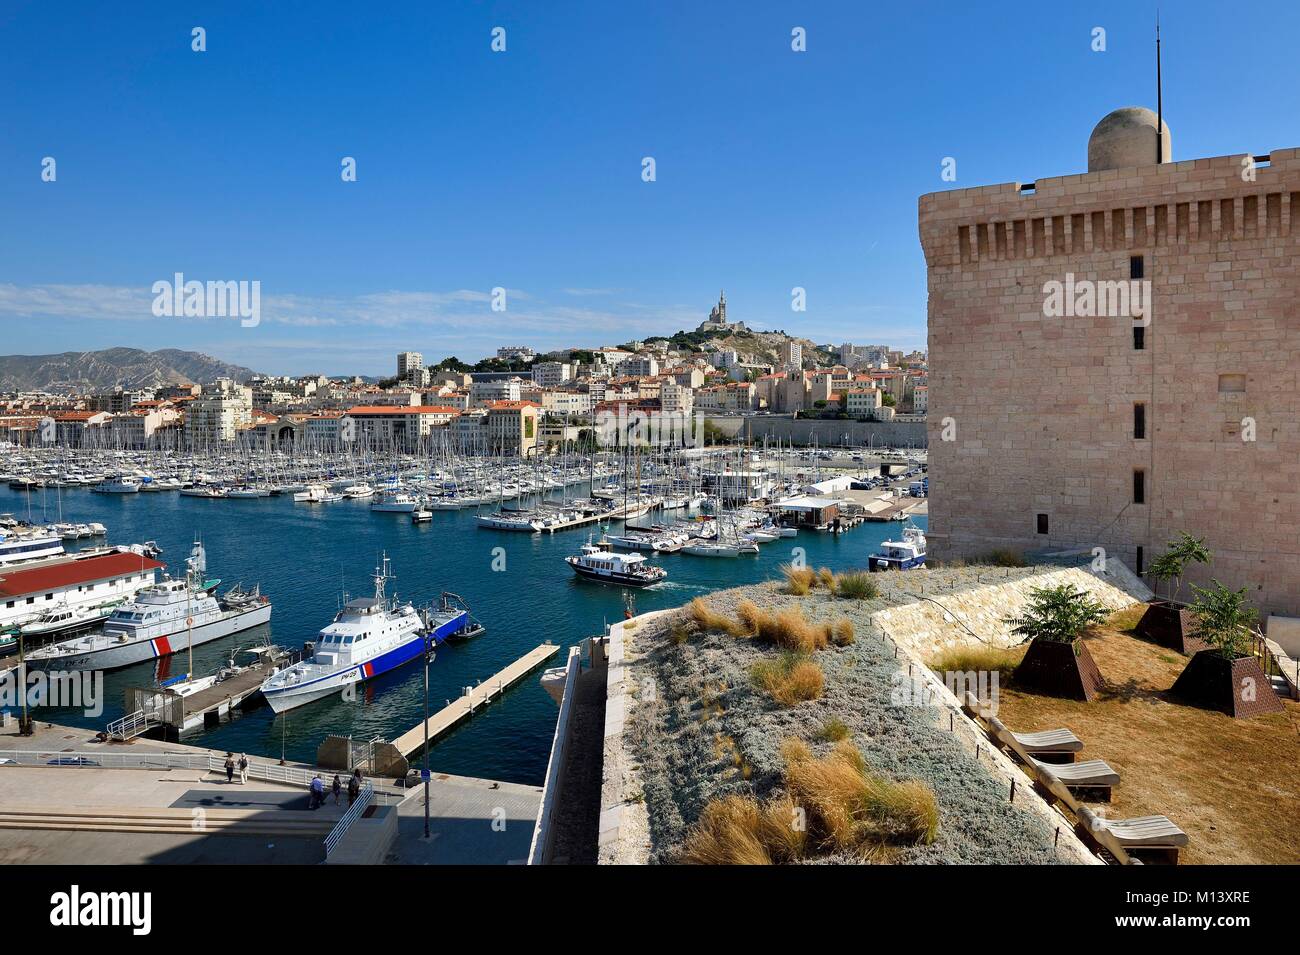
[{"left": 0, "top": 805, "right": 337, "bottom": 837}]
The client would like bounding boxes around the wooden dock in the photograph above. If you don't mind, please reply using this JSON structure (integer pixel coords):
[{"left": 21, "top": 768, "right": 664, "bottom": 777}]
[{"left": 390, "top": 643, "right": 561, "bottom": 757}]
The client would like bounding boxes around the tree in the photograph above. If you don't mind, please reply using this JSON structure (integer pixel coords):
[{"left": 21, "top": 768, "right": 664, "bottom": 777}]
[
  {"left": 1187, "top": 581, "right": 1257, "bottom": 658},
  {"left": 881, "top": 393, "right": 897, "bottom": 407},
  {"left": 1147, "top": 533, "right": 1212, "bottom": 603},
  {"left": 1004, "top": 583, "right": 1108, "bottom": 644}
]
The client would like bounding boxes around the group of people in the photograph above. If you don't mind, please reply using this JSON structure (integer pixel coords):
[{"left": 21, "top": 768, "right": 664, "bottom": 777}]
[
  {"left": 309, "top": 767, "right": 364, "bottom": 810},
  {"left": 221, "top": 750, "right": 363, "bottom": 811},
  {"left": 223, "top": 752, "right": 249, "bottom": 784}
]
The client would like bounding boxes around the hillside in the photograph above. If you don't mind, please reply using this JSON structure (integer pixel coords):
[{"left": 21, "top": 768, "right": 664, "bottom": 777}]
[
  {"left": 646, "top": 327, "right": 831, "bottom": 369},
  {"left": 0, "top": 348, "right": 259, "bottom": 393}
]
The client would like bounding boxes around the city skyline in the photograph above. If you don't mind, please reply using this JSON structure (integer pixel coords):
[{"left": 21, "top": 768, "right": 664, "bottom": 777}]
[{"left": 3, "top": 1, "right": 1298, "bottom": 376}]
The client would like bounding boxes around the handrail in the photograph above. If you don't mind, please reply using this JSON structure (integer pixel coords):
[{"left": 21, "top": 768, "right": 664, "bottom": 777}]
[
  {"left": 105, "top": 709, "right": 155, "bottom": 741},
  {"left": 0, "top": 748, "right": 402, "bottom": 796},
  {"left": 324, "top": 782, "right": 374, "bottom": 856}
]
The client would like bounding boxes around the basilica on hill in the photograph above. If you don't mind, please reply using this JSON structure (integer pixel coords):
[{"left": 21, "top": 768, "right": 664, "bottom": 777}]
[{"left": 695, "top": 290, "right": 748, "bottom": 334}]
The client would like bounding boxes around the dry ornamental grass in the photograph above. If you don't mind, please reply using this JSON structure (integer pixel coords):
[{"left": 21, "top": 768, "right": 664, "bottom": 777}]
[{"left": 681, "top": 737, "right": 940, "bottom": 864}]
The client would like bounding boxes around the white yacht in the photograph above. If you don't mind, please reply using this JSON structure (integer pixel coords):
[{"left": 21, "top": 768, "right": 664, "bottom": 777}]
[
  {"left": 681, "top": 539, "right": 743, "bottom": 558},
  {"left": 92, "top": 475, "right": 141, "bottom": 494},
  {"left": 0, "top": 528, "right": 65, "bottom": 566},
  {"left": 225, "top": 485, "right": 266, "bottom": 499},
  {"left": 869, "top": 524, "right": 927, "bottom": 572},
  {"left": 26, "top": 543, "right": 272, "bottom": 671},
  {"left": 293, "top": 484, "right": 329, "bottom": 503},
  {"left": 371, "top": 487, "right": 420, "bottom": 513},
  {"left": 476, "top": 510, "right": 538, "bottom": 531},
  {"left": 260, "top": 558, "right": 475, "bottom": 713},
  {"left": 342, "top": 482, "right": 375, "bottom": 499},
  {"left": 19, "top": 600, "right": 124, "bottom": 640}
]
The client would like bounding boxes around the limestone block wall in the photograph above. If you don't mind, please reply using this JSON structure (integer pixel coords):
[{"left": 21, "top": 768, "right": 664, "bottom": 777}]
[{"left": 920, "top": 147, "right": 1300, "bottom": 616}]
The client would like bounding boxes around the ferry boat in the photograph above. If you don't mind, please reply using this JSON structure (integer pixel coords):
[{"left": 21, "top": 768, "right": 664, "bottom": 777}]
[
  {"left": 0, "top": 528, "right": 65, "bottom": 566},
  {"left": 259, "top": 559, "right": 476, "bottom": 713},
  {"left": 565, "top": 541, "right": 667, "bottom": 587},
  {"left": 25, "top": 542, "right": 272, "bottom": 671},
  {"left": 869, "top": 524, "right": 927, "bottom": 572}
]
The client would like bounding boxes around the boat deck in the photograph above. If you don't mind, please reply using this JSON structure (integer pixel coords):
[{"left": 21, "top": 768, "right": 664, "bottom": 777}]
[{"left": 164, "top": 658, "right": 284, "bottom": 730}]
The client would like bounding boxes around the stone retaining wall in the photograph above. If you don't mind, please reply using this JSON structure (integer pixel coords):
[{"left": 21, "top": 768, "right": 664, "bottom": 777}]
[{"left": 872, "top": 562, "right": 1150, "bottom": 658}]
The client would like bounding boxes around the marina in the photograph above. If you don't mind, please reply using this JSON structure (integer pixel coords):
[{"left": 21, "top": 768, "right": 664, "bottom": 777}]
[{"left": 0, "top": 468, "right": 923, "bottom": 784}]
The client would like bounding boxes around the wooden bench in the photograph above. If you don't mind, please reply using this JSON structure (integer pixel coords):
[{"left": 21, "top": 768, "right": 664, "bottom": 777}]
[
  {"left": 1030, "top": 756, "right": 1120, "bottom": 802},
  {"left": 1010, "top": 728, "right": 1083, "bottom": 763},
  {"left": 1079, "top": 809, "right": 1188, "bottom": 865}
]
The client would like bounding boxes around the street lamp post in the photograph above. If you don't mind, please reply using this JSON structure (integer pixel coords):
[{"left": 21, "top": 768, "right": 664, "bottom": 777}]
[
  {"left": 423, "top": 629, "right": 436, "bottom": 839},
  {"left": 18, "top": 630, "right": 32, "bottom": 736}
]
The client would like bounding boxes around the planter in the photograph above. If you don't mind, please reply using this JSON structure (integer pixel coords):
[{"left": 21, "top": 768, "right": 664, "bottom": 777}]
[
  {"left": 1135, "top": 600, "right": 1208, "bottom": 655},
  {"left": 1170, "top": 650, "right": 1285, "bottom": 718},
  {"left": 1013, "top": 637, "right": 1104, "bottom": 702}
]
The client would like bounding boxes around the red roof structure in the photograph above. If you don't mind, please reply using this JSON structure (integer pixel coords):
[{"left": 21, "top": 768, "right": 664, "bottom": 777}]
[{"left": 0, "top": 552, "right": 164, "bottom": 599}]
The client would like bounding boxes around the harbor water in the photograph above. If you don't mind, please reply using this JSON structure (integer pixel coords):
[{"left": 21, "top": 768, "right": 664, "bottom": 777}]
[{"left": 0, "top": 485, "right": 926, "bottom": 785}]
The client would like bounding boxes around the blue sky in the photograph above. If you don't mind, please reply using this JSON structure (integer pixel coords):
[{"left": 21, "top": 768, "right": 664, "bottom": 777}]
[{"left": 2, "top": 0, "right": 1296, "bottom": 376}]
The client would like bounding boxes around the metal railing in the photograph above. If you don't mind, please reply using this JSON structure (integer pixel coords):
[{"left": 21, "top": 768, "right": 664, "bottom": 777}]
[
  {"left": 324, "top": 781, "right": 374, "bottom": 856},
  {"left": 104, "top": 709, "right": 156, "bottom": 741},
  {"left": 0, "top": 747, "right": 403, "bottom": 798}
]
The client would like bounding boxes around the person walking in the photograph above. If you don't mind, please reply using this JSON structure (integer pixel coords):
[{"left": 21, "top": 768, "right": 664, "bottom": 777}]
[
  {"left": 347, "top": 769, "right": 361, "bottom": 805},
  {"left": 237, "top": 753, "right": 249, "bottom": 785},
  {"left": 224, "top": 752, "right": 235, "bottom": 784},
  {"left": 331, "top": 774, "right": 342, "bottom": 806},
  {"left": 309, "top": 774, "right": 324, "bottom": 810}
]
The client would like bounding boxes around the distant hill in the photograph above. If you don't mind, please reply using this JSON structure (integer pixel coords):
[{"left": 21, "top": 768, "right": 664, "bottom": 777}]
[
  {"left": 0, "top": 348, "right": 259, "bottom": 393},
  {"left": 645, "top": 327, "right": 829, "bottom": 369}
]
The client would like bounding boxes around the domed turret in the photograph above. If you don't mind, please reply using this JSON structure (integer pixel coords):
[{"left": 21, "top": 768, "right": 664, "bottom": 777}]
[{"left": 1087, "top": 107, "right": 1171, "bottom": 172}]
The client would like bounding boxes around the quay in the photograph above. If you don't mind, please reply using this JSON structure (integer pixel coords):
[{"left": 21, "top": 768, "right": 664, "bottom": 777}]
[
  {"left": 110, "top": 648, "right": 293, "bottom": 741},
  {"left": 391, "top": 643, "right": 560, "bottom": 757},
  {"left": 0, "top": 719, "right": 542, "bottom": 865}
]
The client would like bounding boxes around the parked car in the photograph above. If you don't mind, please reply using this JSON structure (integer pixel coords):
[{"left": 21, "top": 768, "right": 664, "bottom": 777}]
[{"left": 46, "top": 756, "right": 99, "bottom": 767}]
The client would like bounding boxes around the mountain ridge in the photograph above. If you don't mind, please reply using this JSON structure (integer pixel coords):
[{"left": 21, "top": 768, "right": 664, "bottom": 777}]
[{"left": 0, "top": 348, "right": 260, "bottom": 393}]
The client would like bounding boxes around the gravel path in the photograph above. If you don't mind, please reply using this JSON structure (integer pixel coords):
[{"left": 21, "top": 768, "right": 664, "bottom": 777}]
[{"left": 625, "top": 568, "right": 1073, "bottom": 864}]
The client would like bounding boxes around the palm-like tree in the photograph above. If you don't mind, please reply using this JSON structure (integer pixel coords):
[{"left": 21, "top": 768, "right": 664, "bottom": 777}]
[
  {"left": 1005, "top": 583, "right": 1108, "bottom": 644},
  {"left": 1188, "top": 581, "right": 1258, "bottom": 659},
  {"left": 1147, "top": 533, "right": 1213, "bottom": 604}
]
